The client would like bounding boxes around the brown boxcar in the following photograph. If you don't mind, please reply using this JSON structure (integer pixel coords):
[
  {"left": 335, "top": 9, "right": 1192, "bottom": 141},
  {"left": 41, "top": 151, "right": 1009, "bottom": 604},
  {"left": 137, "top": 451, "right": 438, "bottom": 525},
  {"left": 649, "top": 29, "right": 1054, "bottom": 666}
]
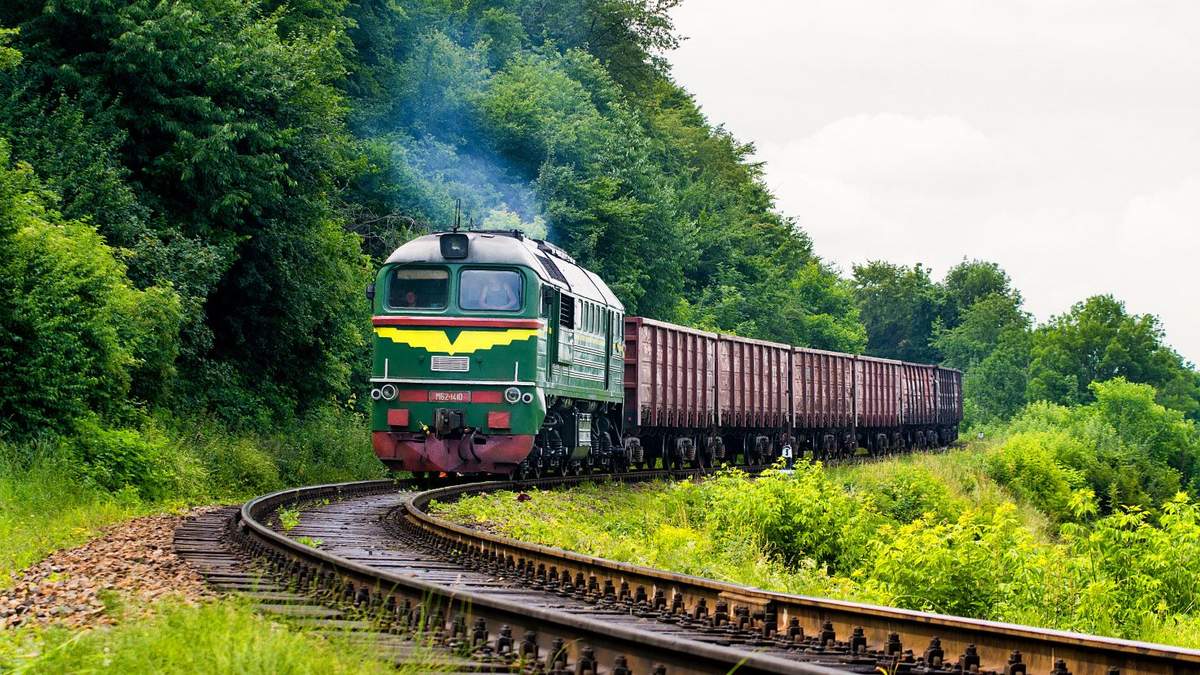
[
  {"left": 900, "top": 362, "right": 937, "bottom": 426},
  {"left": 854, "top": 355, "right": 902, "bottom": 429},
  {"left": 623, "top": 317, "right": 718, "bottom": 430},
  {"left": 718, "top": 335, "right": 792, "bottom": 429},
  {"left": 792, "top": 348, "right": 855, "bottom": 430},
  {"left": 936, "top": 367, "right": 964, "bottom": 427}
]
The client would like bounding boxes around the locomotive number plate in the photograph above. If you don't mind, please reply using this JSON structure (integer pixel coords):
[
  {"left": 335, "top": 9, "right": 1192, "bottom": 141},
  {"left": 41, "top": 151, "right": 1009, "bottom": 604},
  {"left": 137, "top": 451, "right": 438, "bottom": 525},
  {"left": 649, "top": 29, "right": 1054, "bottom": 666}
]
[{"left": 429, "top": 391, "right": 471, "bottom": 403}]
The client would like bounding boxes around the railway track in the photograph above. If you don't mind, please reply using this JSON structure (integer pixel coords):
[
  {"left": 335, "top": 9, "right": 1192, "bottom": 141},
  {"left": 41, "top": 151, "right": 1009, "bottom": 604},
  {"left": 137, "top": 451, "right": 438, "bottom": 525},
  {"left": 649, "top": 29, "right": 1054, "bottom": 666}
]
[{"left": 175, "top": 470, "right": 1200, "bottom": 674}]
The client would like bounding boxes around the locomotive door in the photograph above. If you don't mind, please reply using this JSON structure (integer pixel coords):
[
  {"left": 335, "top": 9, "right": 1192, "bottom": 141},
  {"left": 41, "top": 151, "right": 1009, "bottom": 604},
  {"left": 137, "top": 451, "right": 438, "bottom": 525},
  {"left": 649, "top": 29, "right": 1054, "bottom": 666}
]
[
  {"left": 556, "top": 292, "right": 576, "bottom": 366},
  {"left": 603, "top": 308, "right": 612, "bottom": 389},
  {"left": 541, "top": 287, "right": 555, "bottom": 376}
]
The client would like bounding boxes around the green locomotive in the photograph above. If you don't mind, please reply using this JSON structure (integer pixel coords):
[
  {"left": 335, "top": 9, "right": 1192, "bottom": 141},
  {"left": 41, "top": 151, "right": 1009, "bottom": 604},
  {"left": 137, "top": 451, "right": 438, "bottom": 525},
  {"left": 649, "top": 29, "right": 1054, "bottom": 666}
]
[{"left": 369, "top": 230, "right": 627, "bottom": 478}]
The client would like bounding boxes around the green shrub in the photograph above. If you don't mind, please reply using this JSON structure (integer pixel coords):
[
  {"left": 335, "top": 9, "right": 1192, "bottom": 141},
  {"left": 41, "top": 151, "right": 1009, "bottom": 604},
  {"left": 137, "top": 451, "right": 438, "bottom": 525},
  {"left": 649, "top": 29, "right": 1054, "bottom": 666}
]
[
  {"left": 987, "top": 380, "right": 1200, "bottom": 514},
  {"left": 845, "top": 462, "right": 963, "bottom": 523},
  {"left": 0, "top": 139, "right": 181, "bottom": 441},
  {"left": 163, "top": 415, "right": 281, "bottom": 499},
  {"left": 702, "top": 464, "right": 877, "bottom": 572},
  {"left": 434, "top": 459, "right": 1200, "bottom": 647},
  {"left": 984, "top": 431, "right": 1087, "bottom": 521},
  {"left": 265, "top": 406, "right": 386, "bottom": 486},
  {"left": 864, "top": 504, "right": 1038, "bottom": 617},
  {"left": 68, "top": 417, "right": 197, "bottom": 500}
]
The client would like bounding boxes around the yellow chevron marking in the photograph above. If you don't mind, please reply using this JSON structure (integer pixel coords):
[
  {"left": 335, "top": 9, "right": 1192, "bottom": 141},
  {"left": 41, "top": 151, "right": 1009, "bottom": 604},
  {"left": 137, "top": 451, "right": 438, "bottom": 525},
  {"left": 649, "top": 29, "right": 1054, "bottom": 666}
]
[{"left": 375, "top": 327, "right": 539, "bottom": 355}]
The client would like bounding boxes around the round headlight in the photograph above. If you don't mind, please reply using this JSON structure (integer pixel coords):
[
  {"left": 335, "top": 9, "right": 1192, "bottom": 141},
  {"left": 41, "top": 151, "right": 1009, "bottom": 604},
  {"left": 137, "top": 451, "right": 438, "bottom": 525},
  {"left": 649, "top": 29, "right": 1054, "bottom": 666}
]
[
  {"left": 521, "top": 392, "right": 534, "bottom": 404},
  {"left": 370, "top": 388, "right": 382, "bottom": 401},
  {"left": 380, "top": 384, "right": 398, "bottom": 401},
  {"left": 504, "top": 386, "right": 521, "bottom": 404}
]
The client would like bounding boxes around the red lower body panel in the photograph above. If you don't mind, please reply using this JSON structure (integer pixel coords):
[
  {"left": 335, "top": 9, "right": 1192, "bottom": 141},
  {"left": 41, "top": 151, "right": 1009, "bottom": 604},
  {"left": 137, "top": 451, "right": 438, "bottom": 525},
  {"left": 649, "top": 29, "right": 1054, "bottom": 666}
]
[{"left": 373, "top": 432, "right": 534, "bottom": 474}]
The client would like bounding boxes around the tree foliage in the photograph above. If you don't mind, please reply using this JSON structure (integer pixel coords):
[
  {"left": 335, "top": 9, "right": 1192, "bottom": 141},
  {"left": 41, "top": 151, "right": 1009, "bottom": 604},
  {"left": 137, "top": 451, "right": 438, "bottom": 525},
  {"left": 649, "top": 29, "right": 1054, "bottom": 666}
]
[
  {"left": 1, "top": 0, "right": 368, "bottom": 424},
  {"left": 1029, "top": 296, "right": 1197, "bottom": 414},
  {"left": 852, "top": 261, "right": 942, "bottom": 362},
  {"left": 0, "top": 141, "right": 181, "bottom": 438}
]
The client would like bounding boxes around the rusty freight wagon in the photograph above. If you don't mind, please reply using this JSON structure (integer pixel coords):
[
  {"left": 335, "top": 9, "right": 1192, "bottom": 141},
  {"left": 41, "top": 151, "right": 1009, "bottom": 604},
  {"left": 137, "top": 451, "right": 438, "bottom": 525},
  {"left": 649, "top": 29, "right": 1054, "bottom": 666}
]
[
  {"left": 935, "top": 366, "right": 963, "bottom": 445},
  {"left": 622, "top": 317, "right": 719, "bottom": 468},
  {"left": 617, "top": 316, "right": 962, "bottom": 469},
  {"left": 717, "top": 334, "right": 792, "bottom": 463},
  {"left": 853, "top": 355, "right": 903, "bottom": 455},
  {"left": 792, "top": 348, "right": 856, "bottom": 457}
]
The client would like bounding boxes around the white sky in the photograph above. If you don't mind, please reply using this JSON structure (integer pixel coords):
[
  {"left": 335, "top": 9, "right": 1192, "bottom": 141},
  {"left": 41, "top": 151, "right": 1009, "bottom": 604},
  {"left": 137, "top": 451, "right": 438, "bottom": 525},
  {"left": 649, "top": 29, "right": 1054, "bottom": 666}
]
[{"left": 668, "top": 0, "right": 1200, "bottom": 365}]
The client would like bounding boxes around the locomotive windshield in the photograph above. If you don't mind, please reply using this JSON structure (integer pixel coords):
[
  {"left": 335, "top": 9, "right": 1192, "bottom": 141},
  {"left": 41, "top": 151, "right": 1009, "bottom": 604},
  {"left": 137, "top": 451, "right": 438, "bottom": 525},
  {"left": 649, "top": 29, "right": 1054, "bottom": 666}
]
[
  {"left": 459, "top": 269, "right": 523, "bottom": 311},
  {"left": 388, "top": 267, "right": 448, "bottom": 309}
]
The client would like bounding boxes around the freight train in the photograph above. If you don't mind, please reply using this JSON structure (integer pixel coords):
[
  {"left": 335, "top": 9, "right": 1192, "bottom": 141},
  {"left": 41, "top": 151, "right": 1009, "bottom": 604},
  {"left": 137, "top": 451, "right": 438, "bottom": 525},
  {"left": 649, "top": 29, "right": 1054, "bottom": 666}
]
[{"left": 368, "top": 230, "right": 962, "bottom": 478}]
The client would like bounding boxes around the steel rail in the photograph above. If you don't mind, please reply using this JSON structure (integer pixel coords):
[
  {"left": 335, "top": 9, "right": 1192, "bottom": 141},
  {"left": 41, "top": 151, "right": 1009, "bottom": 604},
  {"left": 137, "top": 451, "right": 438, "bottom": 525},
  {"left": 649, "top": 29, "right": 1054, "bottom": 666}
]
[
  {"left": 402, "top": 473, "right": 1200, "bottom": 675},
  {"left": 235, "top": 476, "right": 846, "bottom": 675}
]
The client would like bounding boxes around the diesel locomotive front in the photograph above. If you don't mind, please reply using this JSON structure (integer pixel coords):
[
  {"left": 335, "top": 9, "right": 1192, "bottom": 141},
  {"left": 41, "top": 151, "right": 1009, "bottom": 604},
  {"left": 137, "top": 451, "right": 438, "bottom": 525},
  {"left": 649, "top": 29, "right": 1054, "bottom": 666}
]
[{"left": 368, "top": 230, "right": 626, "bottom": 477}]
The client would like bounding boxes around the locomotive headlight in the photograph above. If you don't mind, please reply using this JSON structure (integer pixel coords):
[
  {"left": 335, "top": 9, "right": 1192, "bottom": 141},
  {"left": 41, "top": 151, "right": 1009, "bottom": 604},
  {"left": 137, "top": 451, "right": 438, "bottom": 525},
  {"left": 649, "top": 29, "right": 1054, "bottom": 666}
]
[
  {"left": 439, "top": 232, "right": 469, "bottom": 259},
  {"left": 379, "top": 384, "right": 398, "bottom": 401},
  {"left": 370, "top": 388, "right": 383, "bottom": 401},
  {"left": 521, "top": 393, "right": 534, "bottom": 404},
  {"left": 504, "top": 386, "right": 521, "bottom": 404}
]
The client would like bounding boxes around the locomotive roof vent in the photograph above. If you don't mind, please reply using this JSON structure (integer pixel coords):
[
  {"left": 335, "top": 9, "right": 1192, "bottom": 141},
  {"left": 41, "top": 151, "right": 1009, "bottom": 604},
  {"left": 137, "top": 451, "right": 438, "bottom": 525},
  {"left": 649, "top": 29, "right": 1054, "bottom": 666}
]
[
  {"left": 439, "top": 232, "right": 469, "bottom": 259},
  {"left": 536, "top": 239, "right": 576, "bottom": 264}
]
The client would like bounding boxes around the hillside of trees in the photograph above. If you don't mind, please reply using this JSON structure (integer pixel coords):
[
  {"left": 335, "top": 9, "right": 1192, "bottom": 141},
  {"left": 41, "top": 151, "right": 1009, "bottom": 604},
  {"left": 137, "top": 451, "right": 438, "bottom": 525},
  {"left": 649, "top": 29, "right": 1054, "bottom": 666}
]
[
  {"left": 0, "top": 0, "right": 1196, "bottom": 472},
  {"left": 0, "top": 0, "right": 865, "bottom": 445}
]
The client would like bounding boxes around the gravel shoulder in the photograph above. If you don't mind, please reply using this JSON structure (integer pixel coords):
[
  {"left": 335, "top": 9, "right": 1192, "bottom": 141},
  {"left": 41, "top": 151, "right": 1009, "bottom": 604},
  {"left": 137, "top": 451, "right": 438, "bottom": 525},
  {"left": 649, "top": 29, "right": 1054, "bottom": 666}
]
[{"left": 1, "top": 508, "right": 220, "bottom": 630}]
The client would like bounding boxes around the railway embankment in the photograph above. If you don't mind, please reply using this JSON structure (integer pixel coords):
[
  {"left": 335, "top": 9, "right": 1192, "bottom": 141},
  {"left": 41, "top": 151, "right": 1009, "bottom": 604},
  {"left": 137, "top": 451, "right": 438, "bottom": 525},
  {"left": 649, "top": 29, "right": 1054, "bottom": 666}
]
[{"left": 434, "top": 429, "right": 1200, "bottom": 652}]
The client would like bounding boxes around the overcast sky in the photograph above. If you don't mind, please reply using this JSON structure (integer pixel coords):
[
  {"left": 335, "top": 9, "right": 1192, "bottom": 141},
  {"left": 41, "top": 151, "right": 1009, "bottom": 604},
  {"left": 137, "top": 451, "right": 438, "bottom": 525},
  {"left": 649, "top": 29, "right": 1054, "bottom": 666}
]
[{"left": 668, "top": 0, "right": 1200, "bottom": 365}]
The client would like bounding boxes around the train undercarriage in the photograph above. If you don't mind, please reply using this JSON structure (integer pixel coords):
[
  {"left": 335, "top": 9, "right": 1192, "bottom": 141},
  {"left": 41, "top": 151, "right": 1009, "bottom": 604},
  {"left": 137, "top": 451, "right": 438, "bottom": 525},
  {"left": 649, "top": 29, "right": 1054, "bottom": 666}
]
[{"left": 508, "top": 396, "right": 959, "bottom": 480}]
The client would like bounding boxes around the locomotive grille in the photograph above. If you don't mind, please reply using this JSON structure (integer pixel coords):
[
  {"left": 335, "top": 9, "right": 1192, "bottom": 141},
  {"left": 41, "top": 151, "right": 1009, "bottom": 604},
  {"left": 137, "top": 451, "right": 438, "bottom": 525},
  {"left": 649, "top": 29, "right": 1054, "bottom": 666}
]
[{"left": 431, "top": 356, "right": 470, "bottom": 372}]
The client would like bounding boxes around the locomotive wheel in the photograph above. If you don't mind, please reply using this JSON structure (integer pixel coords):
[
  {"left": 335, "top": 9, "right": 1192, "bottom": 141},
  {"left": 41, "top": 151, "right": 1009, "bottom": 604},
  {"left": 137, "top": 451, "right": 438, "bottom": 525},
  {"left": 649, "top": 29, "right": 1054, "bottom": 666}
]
[
  {"left": 515, "top": 460, "right": 541, "bottom": 481},
  {"left": 614, "top": 453, "right": 627, "bottom": 474}
]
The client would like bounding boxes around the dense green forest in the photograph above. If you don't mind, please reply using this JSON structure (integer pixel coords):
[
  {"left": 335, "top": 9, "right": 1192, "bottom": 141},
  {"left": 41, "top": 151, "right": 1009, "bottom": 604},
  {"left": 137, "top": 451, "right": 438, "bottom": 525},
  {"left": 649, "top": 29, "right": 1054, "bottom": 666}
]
[
  {"left": 0, "top": 0, "right": 1197, "bottom": 497},
  {"left": 0, "top": 0, "right": 864, "bottom": 444}
]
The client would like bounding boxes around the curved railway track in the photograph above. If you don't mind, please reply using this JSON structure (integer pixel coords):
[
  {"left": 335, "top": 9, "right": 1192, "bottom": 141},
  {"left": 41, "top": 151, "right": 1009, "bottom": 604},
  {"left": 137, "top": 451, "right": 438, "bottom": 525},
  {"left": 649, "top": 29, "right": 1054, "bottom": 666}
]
[{"left": 175, "top": 471, "right": 1200, "bottom": 674}]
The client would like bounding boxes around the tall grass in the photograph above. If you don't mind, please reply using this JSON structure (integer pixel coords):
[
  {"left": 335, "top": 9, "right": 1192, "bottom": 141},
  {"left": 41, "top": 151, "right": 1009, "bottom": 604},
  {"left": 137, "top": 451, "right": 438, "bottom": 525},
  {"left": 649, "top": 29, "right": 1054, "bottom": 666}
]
[
  {"left": 0, "top": 599, "right": 435, "bottom": 674},
  {"left": 0, "top": 444, "right": 148, "bottom": 586}
]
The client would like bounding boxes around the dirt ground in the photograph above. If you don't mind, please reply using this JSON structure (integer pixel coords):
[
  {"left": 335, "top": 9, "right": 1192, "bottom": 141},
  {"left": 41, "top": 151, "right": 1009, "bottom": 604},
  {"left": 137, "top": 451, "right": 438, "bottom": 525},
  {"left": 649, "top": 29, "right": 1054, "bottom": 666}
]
[{"left": 1, "top": 508, "right": 218, "bottom": 630}]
